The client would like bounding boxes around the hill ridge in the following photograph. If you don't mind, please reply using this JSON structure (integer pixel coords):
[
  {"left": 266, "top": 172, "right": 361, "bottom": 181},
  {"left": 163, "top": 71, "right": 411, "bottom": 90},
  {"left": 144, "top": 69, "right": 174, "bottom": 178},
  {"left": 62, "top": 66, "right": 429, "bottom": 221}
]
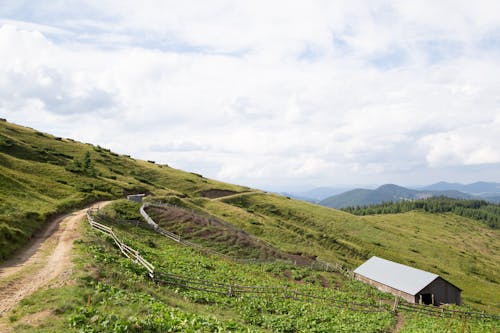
[{"left": 319, "top": 183, "right": 476, "bottom": 208}]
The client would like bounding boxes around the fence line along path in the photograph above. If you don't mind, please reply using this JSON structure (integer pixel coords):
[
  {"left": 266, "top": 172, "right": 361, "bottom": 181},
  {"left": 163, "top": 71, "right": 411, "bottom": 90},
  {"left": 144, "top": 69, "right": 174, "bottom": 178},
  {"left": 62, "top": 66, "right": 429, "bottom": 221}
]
[
  {"left": 86, "top": 208, "right": 500, "bottom": 321},
  {"left": 140, "top": 202, "right": 353, "bottom": 273},
  {"left": 86, "top": 208, "right": 154, "bottom": 278}
]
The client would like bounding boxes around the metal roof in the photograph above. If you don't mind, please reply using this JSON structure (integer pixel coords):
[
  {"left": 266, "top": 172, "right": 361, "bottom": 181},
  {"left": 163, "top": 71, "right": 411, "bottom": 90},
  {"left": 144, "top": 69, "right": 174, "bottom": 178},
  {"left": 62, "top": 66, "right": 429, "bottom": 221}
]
[{"left": 353, "top": 256, "right": 438, "bottom": 295}]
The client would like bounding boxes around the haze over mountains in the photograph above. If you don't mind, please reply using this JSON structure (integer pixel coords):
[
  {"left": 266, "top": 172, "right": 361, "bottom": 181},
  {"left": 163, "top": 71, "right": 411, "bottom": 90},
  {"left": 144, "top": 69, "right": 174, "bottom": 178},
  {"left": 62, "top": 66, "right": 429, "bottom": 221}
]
[{"left": 285, "top": 182, "right": 500, "bottom": 208}]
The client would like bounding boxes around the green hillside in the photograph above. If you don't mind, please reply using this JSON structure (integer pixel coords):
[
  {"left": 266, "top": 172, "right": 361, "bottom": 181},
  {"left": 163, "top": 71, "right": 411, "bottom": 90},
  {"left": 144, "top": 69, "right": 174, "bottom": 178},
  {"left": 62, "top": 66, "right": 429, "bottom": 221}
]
[
  {"left": 342, "top": 197, "right": 500, "bottom": 228},
  {"left": 1, "top": 120, "right": 499, "bottom": 331},
  {"left": 4, "top": 201, "right": 497, "bottom": 332},
  {"left": 0, "top": 120, "right": 247, "bottom": 261},
  {"left": 215, "top": 193, "right": 499, "bottom": 312}
]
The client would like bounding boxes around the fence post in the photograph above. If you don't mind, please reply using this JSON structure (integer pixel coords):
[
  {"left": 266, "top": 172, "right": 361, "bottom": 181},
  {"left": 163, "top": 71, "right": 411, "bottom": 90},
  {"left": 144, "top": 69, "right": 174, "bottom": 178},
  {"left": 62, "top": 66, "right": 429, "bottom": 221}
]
[{"left": 392, "top": 296, "right": 399, "bottom": 312}]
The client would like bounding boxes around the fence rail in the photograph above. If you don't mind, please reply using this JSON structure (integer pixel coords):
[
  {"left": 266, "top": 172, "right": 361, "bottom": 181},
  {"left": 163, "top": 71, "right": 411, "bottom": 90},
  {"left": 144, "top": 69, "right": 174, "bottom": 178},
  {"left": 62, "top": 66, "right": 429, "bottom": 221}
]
[
  {"left": 141, "top": 202, "right": 352, "bottom": 274},
  {"left": 87, "top": 209, "right": 154, "bottom": 277},
  {"left": 86, "top": 208, "right": 500, "bottom": 321}
]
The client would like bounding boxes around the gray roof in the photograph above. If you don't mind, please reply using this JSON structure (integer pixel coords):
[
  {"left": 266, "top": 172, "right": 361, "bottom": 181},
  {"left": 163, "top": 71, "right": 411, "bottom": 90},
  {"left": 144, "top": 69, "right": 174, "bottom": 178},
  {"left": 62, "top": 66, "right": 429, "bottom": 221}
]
[{"left": 354, "top": 256, "right": 438, "bottom": 295}]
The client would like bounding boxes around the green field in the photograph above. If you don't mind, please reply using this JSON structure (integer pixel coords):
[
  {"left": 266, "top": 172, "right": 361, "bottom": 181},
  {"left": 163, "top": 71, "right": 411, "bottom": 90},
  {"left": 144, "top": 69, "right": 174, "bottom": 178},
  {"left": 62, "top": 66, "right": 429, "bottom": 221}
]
[
  {"left": 174, "top": 192, "right": 500, "bottom": 313},
  {"left": 5, "top": 203, "right": 497, "bottom": 332},
  {"left": 1, "top": 120, "right": 499, "bottom": 331}
]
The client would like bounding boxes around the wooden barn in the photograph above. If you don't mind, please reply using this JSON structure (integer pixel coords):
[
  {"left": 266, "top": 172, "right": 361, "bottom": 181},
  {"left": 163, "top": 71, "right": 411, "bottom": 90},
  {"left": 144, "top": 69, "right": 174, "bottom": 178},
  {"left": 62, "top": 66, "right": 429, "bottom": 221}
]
[{"left": 354, "top": 256, "right": 461, "bottom": 305}]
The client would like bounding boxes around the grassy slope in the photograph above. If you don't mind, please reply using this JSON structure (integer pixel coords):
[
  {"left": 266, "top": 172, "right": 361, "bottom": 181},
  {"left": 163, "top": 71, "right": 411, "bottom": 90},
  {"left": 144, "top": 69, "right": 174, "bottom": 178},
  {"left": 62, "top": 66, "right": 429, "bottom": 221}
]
[
  {"left": 0, "top": 119, "right": 499, "bottom": 331},
  {"left": 4, "top": 202, "right": 496, "bottom": 332},
  {"left": 5, "top": 204, "right": 396, "bottom": 332},
  {"left": 202, "top": 193, "right": 499, "bottom": 312},
  {"left": 0, "top": 120, "right": 247, "bottom": 260}
]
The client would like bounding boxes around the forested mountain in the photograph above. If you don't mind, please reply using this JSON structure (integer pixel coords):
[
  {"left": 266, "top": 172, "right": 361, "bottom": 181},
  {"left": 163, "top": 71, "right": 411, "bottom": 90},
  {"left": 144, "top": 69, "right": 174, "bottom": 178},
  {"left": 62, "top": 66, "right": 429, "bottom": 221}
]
[{"left": 319, "top": 184, "right": 474, "bottom": 208}]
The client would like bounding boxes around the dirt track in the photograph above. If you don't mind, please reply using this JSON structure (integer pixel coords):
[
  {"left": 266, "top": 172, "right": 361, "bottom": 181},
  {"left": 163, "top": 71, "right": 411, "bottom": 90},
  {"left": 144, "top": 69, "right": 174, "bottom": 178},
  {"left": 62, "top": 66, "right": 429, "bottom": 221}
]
[{"left": 0, "top": 202, "right": 110, "bottom": 317}]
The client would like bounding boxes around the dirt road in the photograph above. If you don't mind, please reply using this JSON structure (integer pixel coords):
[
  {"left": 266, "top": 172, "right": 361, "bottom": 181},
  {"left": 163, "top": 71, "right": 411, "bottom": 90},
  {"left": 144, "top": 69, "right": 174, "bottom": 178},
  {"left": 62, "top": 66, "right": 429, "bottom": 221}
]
[{"left": 0, "top": 201, "right": 110, "bottom": 317}]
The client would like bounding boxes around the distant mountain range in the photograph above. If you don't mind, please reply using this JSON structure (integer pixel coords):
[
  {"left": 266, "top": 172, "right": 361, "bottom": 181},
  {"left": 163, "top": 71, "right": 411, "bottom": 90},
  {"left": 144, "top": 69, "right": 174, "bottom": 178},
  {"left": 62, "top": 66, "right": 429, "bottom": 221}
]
[
  {"left": 284, "top": 182, "right": 500, "bottom": 208},
  {"left": 417, "top": 181, "right": 500, "bottom": 198},
  {"left": 318, "top": 184, "right": 481, "bottom": 209}
]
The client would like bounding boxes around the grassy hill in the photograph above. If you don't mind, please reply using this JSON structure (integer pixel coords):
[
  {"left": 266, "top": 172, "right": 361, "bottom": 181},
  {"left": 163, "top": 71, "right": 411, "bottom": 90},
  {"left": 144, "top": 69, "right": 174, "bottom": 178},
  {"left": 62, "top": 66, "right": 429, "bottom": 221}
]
[
  {"left": 4, "top": 200, "right": 497, "bottom": 332},
  {"left": 342, "top": 197, "right": 500, "bottom": 229},
  {"left": 1, "top": 120, "right": 499, "bottom": 331},
  {"left": 0, "top": 120, "right": 247, "bottom": 261}
]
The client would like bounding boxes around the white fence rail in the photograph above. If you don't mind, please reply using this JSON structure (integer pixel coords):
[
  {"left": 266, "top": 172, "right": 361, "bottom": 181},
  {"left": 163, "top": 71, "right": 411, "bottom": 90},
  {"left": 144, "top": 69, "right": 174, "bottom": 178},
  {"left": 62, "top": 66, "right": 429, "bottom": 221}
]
[{"left": 87, "top": 208, "right": 154, "bottom": 277}]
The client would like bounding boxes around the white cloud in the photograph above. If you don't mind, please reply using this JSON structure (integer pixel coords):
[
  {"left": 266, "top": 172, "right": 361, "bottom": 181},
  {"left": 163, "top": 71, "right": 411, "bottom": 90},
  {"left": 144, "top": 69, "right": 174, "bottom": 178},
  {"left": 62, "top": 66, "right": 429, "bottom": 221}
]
[
  {"left": 1, "top": 1, "right": 500, "bottom": 189},
  {"left": 419, "top": 124, "right": 500, "bottom": 167}
]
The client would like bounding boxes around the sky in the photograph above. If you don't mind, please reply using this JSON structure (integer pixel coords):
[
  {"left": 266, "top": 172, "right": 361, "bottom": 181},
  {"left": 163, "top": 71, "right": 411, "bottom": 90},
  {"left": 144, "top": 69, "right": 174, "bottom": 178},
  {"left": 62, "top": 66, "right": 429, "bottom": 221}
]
[{"left": 1, "top": 1, "right": 499, "bottom": 191}]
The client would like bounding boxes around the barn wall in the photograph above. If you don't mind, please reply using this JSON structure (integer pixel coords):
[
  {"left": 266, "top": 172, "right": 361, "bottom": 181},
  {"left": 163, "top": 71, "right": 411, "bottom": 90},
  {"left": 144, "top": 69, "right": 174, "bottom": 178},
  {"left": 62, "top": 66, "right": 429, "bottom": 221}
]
[
  {"left": 354, "top": 273, "right": 415, "bottom": 303},
  {"left": 417, "top": 277, "right": 461, "bottom": 305}
]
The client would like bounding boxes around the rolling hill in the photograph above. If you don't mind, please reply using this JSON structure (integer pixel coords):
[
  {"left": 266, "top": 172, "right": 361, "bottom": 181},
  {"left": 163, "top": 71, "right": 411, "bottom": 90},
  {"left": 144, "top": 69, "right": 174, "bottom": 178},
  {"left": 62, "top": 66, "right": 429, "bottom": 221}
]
[
  {"left": 319, "top": 184, "right": 475, "bottom": 208},
  {"left": 0, "top": 119, "right": 247, "bottom": 261},
  {"left": 0, "top": 120, "right": 499, "bottom": 331}
]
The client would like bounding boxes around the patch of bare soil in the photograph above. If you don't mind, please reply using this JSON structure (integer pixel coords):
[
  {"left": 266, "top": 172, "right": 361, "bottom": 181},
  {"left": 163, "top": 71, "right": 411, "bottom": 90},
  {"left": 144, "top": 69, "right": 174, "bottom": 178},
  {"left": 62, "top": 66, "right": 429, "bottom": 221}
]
[
  {"left": 0, "top": 201, "right": 110, "bottom": 318},
  {"left": 393, "top": 312, "right": 405, "bottom": 333},
  {"left": 145, "top": 205, "right": 316, "bottom": 265},
  {"left": 200, "top": 189, "right": 239, "bottom": 199}
]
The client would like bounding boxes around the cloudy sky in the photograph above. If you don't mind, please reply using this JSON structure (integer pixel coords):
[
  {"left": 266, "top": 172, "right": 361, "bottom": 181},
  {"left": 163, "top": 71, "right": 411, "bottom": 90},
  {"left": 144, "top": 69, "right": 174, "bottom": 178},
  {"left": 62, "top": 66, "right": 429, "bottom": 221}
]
[{"left": 1, "top": 1, "right": 499, "bottom": 191}]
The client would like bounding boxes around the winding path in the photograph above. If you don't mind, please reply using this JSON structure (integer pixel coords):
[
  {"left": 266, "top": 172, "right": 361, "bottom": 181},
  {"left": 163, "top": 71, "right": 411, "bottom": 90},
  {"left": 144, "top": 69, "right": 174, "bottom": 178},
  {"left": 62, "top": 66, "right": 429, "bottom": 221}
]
[{"left": 0, "top": 201, "right": 110, "bottom": 317}]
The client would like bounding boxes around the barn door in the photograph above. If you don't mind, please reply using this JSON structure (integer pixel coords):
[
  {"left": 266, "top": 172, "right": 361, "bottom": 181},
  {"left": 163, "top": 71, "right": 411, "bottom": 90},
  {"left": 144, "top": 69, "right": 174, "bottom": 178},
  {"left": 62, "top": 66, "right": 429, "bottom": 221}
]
[{"left": 421, "top": 293, "right": 433, "bottom": 305}]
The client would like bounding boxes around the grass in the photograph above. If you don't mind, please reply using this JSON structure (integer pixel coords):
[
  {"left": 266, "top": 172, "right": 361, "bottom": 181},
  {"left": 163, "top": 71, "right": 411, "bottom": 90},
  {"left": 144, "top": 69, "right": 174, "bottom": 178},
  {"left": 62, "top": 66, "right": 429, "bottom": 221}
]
[
  {"left": 213, "top": 193, "right": 499, "bottom": 313},
  {"left": 4, "top": 207, "right": 497, "bottom": 332},
  {"left": 1, "top": 119, "right": 499, "bottom": 331},
  {"left": 0, "top": 120, "right": 247, "bottom": 261},
  {"left": 4, "top": 209, "right": 397, "bottom": 332}
]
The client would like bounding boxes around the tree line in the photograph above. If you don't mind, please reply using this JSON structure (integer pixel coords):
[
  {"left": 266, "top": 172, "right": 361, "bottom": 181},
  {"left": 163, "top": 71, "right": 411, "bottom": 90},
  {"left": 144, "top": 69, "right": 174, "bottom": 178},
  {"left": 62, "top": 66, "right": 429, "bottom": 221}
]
[{"left": 342, "top": 197, "right": 499, "bottom": 229}]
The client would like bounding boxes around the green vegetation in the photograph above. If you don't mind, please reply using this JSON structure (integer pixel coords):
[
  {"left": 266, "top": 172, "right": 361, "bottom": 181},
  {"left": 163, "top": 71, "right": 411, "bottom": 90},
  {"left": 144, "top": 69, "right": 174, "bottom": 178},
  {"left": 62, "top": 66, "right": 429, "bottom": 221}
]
[
  {"left": 6, "top": 205, "right": 497, "bottom": 332},
  {"left": 143, "top": 204, "right": 298, "bottom": 261},
  {"left": 399, "top": 312, "right": 496, "bottom": 333},
  {"left": 0, "top": 121, "right": 247, "bottom": 261},
  {"left": 1, "top": 120, "right": 499, "bottom": 331},
  {"left": 213, "top": 193, "right": 499, "bottom": 313},
  {"left": 342, "top": 197, "right": 500, "bottom": 228}
]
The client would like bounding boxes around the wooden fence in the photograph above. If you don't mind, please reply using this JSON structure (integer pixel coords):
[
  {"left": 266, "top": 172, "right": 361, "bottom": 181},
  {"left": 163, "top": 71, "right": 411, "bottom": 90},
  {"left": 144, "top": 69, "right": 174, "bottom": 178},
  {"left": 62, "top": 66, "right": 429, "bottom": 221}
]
[
  {"left": 140, "top": 202, "right": 352, "bottom": 274},
  {"left": 153, "top": 270, "right": 385, "bottom": 313},
  {"left": 86, "top": 209, "right": 154, "bottom": 278},
  {"left": 397, "top": 302, "right": 499, "bottom": 320},
  {"left": 86, "top": 208, "right": 500, "bottom": 321}
]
